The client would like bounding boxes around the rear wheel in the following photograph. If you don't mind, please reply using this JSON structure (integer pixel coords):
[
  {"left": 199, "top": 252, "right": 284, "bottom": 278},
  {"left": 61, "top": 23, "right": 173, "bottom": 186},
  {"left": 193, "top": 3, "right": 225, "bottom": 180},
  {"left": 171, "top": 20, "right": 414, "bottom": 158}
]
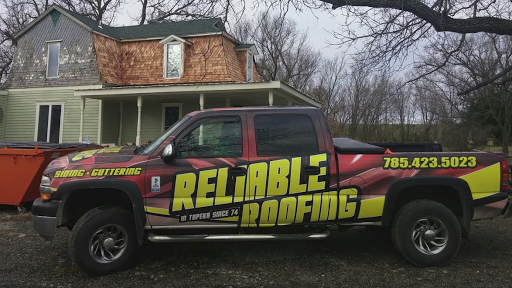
[
  {"left": 69, "top": 206, "right": 137, "bottom": 276},
  {"left": 391, "top": 200, "right": 461, "bottom": 266}
]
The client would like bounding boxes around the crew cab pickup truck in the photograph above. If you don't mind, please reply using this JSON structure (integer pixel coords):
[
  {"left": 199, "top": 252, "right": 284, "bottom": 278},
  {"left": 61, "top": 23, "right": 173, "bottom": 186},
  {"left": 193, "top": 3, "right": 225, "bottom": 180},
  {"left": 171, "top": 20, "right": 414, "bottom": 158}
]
[{"left": 32, "top": 107, "right": 512, "bottom": 275}]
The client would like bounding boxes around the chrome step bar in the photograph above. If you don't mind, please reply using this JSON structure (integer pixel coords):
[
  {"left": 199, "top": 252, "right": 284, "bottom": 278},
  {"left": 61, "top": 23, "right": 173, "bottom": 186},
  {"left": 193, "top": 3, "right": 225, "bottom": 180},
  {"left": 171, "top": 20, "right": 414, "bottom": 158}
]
[{"left": 147, "top": 230, "right": 331, "bottom": 243}]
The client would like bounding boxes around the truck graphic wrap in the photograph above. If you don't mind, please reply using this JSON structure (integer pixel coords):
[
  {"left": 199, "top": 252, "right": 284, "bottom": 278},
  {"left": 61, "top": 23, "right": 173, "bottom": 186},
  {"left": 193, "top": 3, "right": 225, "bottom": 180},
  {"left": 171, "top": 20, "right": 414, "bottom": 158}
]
[{"left": 33, "top": 107, "right": 512, "bottom": 275}]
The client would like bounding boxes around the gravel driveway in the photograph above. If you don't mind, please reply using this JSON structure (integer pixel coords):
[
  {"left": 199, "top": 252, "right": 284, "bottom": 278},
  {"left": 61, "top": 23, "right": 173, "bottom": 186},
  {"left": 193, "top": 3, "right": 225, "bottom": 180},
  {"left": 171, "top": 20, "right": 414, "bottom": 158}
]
[{"left": 1, "top": 205, "right": 511, "bottom": 288}]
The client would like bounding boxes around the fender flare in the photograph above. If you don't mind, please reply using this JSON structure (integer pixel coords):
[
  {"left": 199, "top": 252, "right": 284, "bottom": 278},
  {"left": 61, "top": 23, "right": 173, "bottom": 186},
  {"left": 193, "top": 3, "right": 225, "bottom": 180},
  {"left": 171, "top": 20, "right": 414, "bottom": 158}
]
[
  {"left": 54, "top": 179, "right": 146, "bottom": 245},
  {"left": 381, "top": 176, "right": 474, "bottom": 236}
]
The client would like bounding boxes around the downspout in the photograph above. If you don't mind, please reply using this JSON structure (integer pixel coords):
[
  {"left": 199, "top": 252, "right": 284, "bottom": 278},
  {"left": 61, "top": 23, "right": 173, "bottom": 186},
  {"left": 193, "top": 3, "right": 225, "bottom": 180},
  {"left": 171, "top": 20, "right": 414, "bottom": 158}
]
[{"left": 2, "top": 91, "right": 7, "bottom": 140}]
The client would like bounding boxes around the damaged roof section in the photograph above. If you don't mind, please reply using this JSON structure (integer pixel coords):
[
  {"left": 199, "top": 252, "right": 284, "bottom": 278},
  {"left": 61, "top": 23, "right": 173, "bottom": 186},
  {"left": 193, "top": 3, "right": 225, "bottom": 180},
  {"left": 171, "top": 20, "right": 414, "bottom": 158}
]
[{"left": 15, "top": 5, "right": 225, "bottom": 41}]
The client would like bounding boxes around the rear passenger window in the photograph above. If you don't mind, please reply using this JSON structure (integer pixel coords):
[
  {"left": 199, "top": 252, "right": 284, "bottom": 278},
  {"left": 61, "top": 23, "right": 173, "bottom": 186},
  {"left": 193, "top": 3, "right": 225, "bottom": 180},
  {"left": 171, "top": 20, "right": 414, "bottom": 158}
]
[{"left": 255, "top": 114, "right": 319, "bottom": 156}]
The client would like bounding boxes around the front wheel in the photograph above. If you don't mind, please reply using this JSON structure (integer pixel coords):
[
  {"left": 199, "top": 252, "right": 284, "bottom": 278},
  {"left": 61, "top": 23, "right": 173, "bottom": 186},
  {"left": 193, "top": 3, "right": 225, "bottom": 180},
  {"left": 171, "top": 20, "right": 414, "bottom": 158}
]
[
  {"left": 391, "top": 200, "right": 461, "bottom": 267},
  {"left": 69, "top": 206, "right": 137, "bottom": 276}
]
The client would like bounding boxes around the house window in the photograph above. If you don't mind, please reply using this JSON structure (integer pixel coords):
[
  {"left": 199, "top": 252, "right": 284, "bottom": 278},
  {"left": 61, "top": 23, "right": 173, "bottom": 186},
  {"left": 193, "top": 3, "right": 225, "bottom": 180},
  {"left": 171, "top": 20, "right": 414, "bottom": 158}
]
[
  {"left": 36, "top": 103, "right": 63, "bottom": 143},
  {"left": 46, "top": 42, "right": 60, "bottom": 78},
  {"left": 247, "top": 51, "right": 253, "bottom": 82},
  {"left": 165, "top": 43, "right": 182, "bottom": 78},
  {"left": 162, "top": 103, "right": 182, "bottom": 131}
]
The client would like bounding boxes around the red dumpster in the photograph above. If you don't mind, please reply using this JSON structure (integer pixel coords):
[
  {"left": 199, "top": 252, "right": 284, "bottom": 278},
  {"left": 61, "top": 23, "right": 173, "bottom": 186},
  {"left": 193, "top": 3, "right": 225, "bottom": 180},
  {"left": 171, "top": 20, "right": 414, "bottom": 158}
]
[{"left": 0, "top": 142, "right": 102, "bottom": 208}]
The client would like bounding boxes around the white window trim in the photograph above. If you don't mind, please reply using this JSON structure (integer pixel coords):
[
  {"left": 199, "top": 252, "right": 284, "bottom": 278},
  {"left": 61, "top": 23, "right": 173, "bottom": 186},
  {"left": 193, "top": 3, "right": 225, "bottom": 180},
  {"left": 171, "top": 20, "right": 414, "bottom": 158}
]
[
  {"left": 163, "top": 42, "right": 184, "bottom": 79},
  {"left": 34, "top": 102, "right": 65, "bottom": 143},
  {"left": 161, "top": 103, "right": 183, "bottom": 132},
  {"left": 46, "top": 41, "right": 61, "bottom": 79},
  {"left": 247, "top": 51, "right": 253, "bottom": 82}
]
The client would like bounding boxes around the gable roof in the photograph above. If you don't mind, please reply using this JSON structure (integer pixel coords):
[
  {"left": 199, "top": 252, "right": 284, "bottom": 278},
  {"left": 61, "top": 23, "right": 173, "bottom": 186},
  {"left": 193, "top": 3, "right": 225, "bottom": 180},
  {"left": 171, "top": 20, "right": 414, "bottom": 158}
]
[{"left": 15, "top": 4, "right": 225, "bottom": 41}]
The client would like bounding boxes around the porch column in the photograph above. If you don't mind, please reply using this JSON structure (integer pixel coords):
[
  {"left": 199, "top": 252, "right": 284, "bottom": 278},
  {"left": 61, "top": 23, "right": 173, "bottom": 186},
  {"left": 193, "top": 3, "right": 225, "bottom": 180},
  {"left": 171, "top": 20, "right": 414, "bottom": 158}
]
[
  {"left": 118, "top": 102, "right": 123, "bottom": 146},
  {"left": 226, "top": 98, "right": 231, "bottom": 107},
  {"left": 288, "top": 99, "right": 292, "bottom": 106},
  {"left": 199, "top": 93, "right": 205, "bottom": 110},
  {"left": 79, "top": 97, "right": 85, "bottom": 142},
  {"left": 97, "top": 100, "right": 103, "bottom": 145},
  {"left": 136, "top": 96, "right": 143, "bottom": 146},
  {"left": 268, "top": 91, "right": 274, "bottom": 107}
]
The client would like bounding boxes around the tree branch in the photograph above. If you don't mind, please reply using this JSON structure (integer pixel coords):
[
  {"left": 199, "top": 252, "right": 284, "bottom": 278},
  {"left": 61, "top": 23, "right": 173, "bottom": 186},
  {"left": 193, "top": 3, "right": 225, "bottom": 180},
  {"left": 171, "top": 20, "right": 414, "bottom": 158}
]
[{"left": 326, "top": 0, "right": 512, "bottom": 35}]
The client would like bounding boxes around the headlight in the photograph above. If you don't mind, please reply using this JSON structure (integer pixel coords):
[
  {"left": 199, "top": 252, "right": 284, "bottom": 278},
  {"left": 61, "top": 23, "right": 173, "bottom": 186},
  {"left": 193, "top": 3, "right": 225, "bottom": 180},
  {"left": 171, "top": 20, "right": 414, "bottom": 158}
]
[{"left": 41, "top": 175, "right": 51, "bottom": 187}]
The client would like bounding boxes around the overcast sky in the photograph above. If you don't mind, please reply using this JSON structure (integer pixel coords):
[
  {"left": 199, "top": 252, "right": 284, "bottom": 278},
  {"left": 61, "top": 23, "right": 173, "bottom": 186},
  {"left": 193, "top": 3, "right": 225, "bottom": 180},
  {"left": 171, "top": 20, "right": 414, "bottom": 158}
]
[{"left": 115, "top": 1, "right": 348, "bottom": 58}]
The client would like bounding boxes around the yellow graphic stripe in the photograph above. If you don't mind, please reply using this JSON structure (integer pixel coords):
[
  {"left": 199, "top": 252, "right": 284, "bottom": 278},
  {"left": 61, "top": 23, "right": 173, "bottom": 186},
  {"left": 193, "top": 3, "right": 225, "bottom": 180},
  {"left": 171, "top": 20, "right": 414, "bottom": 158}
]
[
  {"left": 358, "top": 197, "right": 385, "bottom": 219},
  {"left": 459, "top": 163, "right": 500, "bottom": 200},
  {"left": 145, "top": 206, "right": 169, "bottom": 215}
]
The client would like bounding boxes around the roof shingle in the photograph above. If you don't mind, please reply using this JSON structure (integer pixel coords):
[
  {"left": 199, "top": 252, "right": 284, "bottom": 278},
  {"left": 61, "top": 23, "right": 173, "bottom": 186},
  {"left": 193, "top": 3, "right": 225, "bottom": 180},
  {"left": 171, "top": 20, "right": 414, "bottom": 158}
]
[{"left": 49, "top": 6, "right": 224, "bottom": 40}]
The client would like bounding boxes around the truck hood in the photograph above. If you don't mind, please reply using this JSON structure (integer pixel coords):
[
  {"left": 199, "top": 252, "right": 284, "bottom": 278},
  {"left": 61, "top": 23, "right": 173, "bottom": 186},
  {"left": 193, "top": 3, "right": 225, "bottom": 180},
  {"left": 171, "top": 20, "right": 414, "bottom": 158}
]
[{"left": 45, "top": 146, "right": 139, "bottom": 173}]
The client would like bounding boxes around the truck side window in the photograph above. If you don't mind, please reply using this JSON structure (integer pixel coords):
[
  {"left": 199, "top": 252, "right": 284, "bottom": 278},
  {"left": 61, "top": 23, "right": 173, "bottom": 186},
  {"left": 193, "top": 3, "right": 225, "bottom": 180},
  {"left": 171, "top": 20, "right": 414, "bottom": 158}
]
[
  {"left": 255, "top": 114, "right": 319, "bottom": 156},
  {"left": 176, "top": 117, "right": 242, "bottom": 158}
]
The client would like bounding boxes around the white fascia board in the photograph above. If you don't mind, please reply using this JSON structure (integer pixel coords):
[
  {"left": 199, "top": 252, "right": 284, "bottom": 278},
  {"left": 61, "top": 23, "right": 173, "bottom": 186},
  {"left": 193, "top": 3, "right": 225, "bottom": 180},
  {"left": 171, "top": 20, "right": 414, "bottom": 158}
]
[
  {"left": 76, "top": 81, "right": 321, "bottom": 108},
  {"left": 159, "top": 35, "right": 192, "bottom": 45},
  {"left": 277, "top": 82, "right": 322, "bottom": 108},
  {"left": 76, "top": 82, "right": 283, "bottom": 98}
]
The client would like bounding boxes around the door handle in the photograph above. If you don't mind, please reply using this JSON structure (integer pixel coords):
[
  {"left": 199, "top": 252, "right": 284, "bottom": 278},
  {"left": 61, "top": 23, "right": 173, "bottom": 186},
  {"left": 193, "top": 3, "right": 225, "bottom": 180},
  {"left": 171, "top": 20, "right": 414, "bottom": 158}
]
[
  {"left": 229, "top": 167, "right": 247, "bottom": 176},
  {"left": 302, "top": 166, "right": 320, "bottom": 175}
]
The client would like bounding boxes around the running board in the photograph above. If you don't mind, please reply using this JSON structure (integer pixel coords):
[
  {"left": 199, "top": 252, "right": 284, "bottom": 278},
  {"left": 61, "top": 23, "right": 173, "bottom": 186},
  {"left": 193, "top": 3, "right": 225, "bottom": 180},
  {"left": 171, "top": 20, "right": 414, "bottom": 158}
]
[{"left": 147, "top": 230, "right": 330, "bottom": 243}]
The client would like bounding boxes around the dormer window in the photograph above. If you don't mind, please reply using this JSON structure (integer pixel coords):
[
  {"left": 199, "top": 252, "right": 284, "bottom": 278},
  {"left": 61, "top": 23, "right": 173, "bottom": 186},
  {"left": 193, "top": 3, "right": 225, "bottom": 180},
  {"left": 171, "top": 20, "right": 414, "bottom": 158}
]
[
  {"left": 165, "top": 43, "right": 182, "bottom": 78},
  {"left": 247, "top": 51, "right": 253, "bottom": 82},
  {"left": 46, "top": 41, "right": 61, "bottom": 78},
  {"left": 235, "top": 44, "right": 259, "bottom": 83},
  {"left": 160, "top": 35, "right": 191, "bottom": 79}
]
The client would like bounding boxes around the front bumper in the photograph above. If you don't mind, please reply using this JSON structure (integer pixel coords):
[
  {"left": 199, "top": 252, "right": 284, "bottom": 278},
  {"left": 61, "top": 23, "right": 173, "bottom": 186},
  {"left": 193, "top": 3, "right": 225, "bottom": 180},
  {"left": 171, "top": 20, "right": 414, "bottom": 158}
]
[{"left": 32, "top": 198, "right": 60, "bottom": 241}]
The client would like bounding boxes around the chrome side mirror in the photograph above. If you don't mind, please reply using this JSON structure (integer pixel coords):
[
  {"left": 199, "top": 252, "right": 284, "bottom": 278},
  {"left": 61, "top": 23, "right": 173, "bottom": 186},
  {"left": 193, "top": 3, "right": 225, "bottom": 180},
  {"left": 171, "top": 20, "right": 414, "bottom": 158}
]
[{"left": 161, "top": 143, "right": 175, "bottom": 161}]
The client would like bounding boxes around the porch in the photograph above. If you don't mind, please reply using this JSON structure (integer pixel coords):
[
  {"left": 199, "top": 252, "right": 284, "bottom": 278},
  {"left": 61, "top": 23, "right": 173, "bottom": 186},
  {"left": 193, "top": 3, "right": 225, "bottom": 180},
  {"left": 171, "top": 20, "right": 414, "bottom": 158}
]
[{"left": 75, "top": 81, "right": 321, "bottom": 146}]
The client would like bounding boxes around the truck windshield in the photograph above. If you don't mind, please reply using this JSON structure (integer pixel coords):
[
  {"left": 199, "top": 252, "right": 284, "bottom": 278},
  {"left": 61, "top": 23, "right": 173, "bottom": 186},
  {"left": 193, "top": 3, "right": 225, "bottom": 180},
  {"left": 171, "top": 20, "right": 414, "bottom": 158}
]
[{"left": 139, "top": 116, "right": 189, "bottom": 155}]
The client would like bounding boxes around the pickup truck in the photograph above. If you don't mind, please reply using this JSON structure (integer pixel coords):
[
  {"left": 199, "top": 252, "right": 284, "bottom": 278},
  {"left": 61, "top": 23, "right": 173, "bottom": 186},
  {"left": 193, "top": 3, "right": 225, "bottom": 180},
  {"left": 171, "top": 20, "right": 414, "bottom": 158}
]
[{"left": 32, "top": 106, "right": 512, "bottom": 275}]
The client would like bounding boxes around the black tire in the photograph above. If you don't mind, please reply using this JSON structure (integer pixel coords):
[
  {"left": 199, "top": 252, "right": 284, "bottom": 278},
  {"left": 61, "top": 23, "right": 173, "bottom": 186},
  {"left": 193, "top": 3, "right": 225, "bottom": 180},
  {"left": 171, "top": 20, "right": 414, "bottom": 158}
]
[
  {"left": 69, "top": 206, "right": 137, "bottom": 276},
  {"left": 391, "top": 200, "right": 461, "bottom": 267}
]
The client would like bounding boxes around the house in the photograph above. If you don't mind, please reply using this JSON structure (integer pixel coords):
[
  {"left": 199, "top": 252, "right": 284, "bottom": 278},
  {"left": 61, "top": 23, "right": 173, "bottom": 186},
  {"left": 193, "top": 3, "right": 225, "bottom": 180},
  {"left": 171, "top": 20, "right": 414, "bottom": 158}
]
[{"left": 0, "top": 5, "right": 321, "bottom": 146}]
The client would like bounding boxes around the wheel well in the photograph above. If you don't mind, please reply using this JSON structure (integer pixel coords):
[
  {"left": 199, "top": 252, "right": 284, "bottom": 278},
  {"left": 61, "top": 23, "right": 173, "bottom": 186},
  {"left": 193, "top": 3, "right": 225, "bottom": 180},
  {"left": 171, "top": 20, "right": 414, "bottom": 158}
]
[
  {"left": 391, "top": 185, "right": 463, "bottom": 221},
  {"left": 58, "top": 189, "right": 133, "bottom": 228}
]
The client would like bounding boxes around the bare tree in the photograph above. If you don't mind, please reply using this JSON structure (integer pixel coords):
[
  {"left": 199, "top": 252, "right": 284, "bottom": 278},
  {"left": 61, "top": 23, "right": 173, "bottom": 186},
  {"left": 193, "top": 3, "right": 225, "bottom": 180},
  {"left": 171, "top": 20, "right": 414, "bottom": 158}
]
[
  {"left": 421, "top": 33, "right": 512, "bottom": 153},
  {"left": 235, "top": 13, "right": 321, "bottom": 92},
  {"left": 244, "top": 0, "right": 512, "bottom": 93},
  {"left": 389, "top": 83, "right": 416, "bottom": 142},
  {"left": 58, "top": 0, "right": 123, "bottom": 25},
  {"left": 308, "top": 54, "right": 348, "bottom": 135},
  {"left": 136, "top": 0, "right": 247, "bottom": 24}
]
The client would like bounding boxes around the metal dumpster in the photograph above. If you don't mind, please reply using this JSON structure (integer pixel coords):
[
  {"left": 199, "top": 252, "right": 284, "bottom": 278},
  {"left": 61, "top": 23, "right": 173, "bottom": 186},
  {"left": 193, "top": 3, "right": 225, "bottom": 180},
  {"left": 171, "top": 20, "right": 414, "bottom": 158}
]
[{"left": 0, "top": 141, "right": 101, "bottom": 209}]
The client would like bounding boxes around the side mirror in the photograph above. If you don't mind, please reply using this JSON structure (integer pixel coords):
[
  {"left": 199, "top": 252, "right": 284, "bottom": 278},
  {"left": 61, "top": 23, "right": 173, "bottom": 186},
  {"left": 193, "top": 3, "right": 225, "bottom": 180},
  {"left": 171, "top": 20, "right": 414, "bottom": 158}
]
[{"left": 161, "top": 143, "right": 175, "bottom": 161}]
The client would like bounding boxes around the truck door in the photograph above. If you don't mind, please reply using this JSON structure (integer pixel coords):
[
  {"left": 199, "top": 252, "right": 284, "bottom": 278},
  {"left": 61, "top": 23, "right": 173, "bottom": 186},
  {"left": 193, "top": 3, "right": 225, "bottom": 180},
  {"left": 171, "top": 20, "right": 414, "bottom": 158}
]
[
  {"left": 242, "top": 110, "right": 333, "bottom": 228},
  {"left": 144, "top": 112, "right": 250, "bottom": 228}
]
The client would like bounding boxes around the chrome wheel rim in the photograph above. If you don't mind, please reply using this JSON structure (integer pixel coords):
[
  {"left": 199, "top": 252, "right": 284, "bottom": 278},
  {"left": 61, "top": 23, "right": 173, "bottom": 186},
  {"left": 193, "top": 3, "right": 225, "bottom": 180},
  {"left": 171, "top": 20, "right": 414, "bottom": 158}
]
[
  {"left": 411, "top": 217, "right": 448, "bottom": 255},
  {"left": 89, "top": 224, "right": 128, "bottom": 263}
]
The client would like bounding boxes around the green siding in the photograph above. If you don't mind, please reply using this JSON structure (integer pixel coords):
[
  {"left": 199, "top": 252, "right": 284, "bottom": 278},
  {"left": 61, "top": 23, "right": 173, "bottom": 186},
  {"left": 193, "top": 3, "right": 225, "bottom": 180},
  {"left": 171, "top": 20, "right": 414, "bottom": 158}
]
[
  {"left": 4, "top": 89, "right": 99, "bottom": 143},
  {"left": 120, "top": 101, "right": 199, "bottom": 144},
  {"left": 120, "top": 102, "right": 137, "bottom": 145},
  {"left": 0, "top": 94, "right": 6, "bottom": 140},
  {"left": 101, "top": 101, "right": 120, "bottom": 144}
]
